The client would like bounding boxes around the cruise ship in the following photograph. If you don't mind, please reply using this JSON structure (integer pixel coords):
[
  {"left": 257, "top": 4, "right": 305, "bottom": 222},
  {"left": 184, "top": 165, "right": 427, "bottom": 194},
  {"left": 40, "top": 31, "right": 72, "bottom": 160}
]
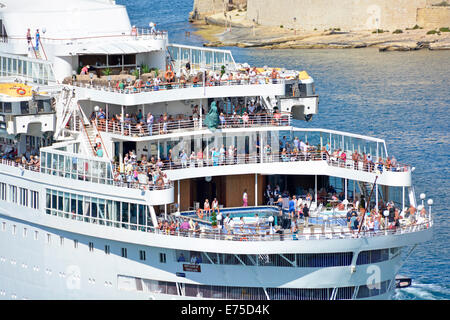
[{"left": 0, "top": 0, "right": 433, "bottom": 300}]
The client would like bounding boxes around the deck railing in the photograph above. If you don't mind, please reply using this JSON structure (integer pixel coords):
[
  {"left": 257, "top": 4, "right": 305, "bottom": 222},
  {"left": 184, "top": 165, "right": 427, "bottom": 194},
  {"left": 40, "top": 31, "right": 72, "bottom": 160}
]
[
  {"left": 82, "top": 112, "right": 291, "bottom": 138},
  {"left": 71, "top": 77, "right": 286, "bottom": 95},
  {"left": 0, "top": 158, "right": 172, "bottom": 191},
  {"left": 45, "top": 206, "right": 432, "bottom": 242},
  {"left": 121, "top": 150, "right": 410, "bottom": 175}
]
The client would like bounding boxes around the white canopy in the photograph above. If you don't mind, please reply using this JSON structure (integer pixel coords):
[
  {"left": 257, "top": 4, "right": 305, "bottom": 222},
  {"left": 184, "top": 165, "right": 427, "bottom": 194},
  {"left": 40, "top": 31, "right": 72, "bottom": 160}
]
[{"left": 78, "top": 41, "right": 158, "bottom": 55}]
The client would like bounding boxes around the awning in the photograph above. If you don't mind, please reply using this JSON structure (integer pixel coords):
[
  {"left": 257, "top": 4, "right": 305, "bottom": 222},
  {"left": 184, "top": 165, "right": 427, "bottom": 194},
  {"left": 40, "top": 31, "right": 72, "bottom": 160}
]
[{"left": 78, "top": 41, "right": 158, "bottom": 55}]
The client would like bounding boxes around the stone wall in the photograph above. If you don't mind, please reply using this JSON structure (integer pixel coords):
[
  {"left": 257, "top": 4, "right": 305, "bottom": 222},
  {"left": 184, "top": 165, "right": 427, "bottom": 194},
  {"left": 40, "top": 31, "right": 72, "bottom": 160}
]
[
  {"left": 191, "top": 0, "right": 450, "bottom": 31},
  {"left": 191, "top": 0, "right": 225, "bottom": 19},
  {"left": 417, "top": 7, "right": 450, "bottom": 29},
  {"left": 191, "top": 0, "right": 247, "bottom": 20},
  {"left": 246, "top": 0, "right": 428, "bottom": 31}
]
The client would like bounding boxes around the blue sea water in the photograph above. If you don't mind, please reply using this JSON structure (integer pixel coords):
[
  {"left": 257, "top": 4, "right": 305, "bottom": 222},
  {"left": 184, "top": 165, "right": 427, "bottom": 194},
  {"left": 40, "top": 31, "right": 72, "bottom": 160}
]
[{"left": 117, "top": 0, "right": 450, "bottom": 300}]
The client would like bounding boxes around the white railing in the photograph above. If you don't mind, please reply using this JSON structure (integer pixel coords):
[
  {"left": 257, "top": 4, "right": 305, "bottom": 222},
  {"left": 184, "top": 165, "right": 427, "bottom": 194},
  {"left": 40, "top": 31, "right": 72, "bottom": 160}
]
[
  {"left": 124, "top": 150, "right": 410, "bottom": 174},
  {"left": 45, "top": 206, "right": 432, "bottom": 242},
  {"left": 71, "top": 77, "right": 286, "bottom": 95},
  {"left": 0, "top": 156, "right": 172, "bottom": 192},
  {"left": 83, "top": 112, "right": 291, "bottom": 138}
]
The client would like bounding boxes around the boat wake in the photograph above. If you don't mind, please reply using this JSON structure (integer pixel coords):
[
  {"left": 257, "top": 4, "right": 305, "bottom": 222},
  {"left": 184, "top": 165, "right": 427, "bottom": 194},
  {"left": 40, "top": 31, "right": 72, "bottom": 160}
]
[{"left": 393, "top": 281, "right": 450, "bottom": 300}]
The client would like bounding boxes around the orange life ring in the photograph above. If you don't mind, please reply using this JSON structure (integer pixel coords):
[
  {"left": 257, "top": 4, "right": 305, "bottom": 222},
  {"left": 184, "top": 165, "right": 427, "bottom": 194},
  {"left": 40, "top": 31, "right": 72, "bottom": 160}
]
[
  {"left": 165, "top": 70, "right": 174, "bottom": 81},
  {"left": 17, "top": 88, "right": 26, "bottom": 95},
  {"left": 196, "top": 209, "right": 203, "bottom": 219},
  {"left": 240, "top": 237, "right": 248, "bottom": 241}
]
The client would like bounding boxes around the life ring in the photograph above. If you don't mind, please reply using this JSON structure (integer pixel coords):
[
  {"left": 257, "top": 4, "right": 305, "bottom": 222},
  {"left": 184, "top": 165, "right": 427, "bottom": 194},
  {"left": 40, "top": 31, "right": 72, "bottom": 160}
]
[
  {"left": 16, "top": 88, "right": 26, "bottom": 95},
  {"left": 165, "top": 70, "right": 174, "bottom": 81},
  {"left": 196, "top": 208, "right": 203, "bottom": 219},
  {"left": 240, "top": 237, "right": 248, "bottom": 241}
]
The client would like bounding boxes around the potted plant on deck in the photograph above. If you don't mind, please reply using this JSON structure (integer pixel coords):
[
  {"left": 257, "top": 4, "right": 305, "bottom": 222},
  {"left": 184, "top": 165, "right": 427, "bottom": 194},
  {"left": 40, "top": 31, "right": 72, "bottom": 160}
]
[{"left": 211, "top": 210, "right": 217, "bottom": 228}]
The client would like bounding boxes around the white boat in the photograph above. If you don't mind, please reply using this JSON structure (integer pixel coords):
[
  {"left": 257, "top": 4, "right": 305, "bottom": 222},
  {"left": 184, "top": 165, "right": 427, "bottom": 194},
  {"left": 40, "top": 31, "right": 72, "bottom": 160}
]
[{"left": 0, "top": 0, "right": 433, "bottom": 300}]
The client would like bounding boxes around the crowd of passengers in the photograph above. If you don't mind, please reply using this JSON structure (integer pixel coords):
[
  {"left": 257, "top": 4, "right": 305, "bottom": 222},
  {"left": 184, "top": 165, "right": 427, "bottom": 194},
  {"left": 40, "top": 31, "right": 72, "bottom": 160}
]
[
  {"left": 110, "top": 136, "right": 403, "bottom": 174},
  {"left": 79, "top": 61, "right": 288, "bottom": 94},
  {"left": 88, "top": 98, "right": 288, "bottom": 138},
  {"left": 112, "top": 150, "right": 170, "bottom": 190},
  {"left": 152, "top": 185, "right": 428, "bottom": 239},
  {"left": 0, "top": 144, "right": 40, "bottom": 170},
  {"left": 264, "top": 184, "right": 427, "bottom": 233}
]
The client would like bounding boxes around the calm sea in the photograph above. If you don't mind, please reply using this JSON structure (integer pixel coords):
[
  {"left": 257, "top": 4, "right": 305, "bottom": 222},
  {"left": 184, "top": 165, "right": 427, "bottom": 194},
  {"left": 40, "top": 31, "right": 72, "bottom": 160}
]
[{"left": 118, "top": 0, "right": 450, "bottom": 300}]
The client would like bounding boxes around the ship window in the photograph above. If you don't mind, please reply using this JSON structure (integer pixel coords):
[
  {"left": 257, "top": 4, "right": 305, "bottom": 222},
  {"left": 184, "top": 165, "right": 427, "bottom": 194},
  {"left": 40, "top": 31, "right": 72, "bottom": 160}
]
[
  {"left": 20, "top": 101, "right": 29, "bottom": 114},
  {"left": 34, "top": 231, "right": 38, "bottom": 240},
  {"left": 130, "top": 203, "right": 137, "bottom": 230},
  {"left": 89, "top": 242, "right": 94, "bottom": 252},
  {"left": 74, "top": 240, "right": 78, "bottom": 249},
  {"left": 60, "top": 236, "right": 64, "bottom": 246},
  {"left": 9, "top": 185, "right": 17, "bottom": 203},
  {"left": 2, "top": 221, "right": 6, "bottom": 231},
  {"left": 159, "top": 253, "right": 166, "bottom": 263},
  {"left": 12, "top": 224, "right": 16, "bottom": 235},
  {"left": 121, "top": 202, "right": 129, "bottom": 229},
  {"left": 46, "top": 233, "right": 51, "bottom": 244},
  {"left": 139, "top": 250, "right": 146, "bottom": 261},
  {"left": 19, "top": 187, "right": 28, "bottom": 206},
  {"left": 3, "top": 102, "right": 11, "bottom": 113},
  {"left": 356, "top": 249, "right": 390, "bottom": 265},
  {"left": 121, "top": 248, "right": 127, "bottom": 258},
  {"left": 30, "top": 190, "right": 39, "bottom": 209},
  {"left": 23, "top": 228, "right": 27, "bottom": 238},
  {"left": 0, "top": 183, "right": 6, "bottom": 200},
  {"left": 105, "top": 245, "right": 110, "bottom": 255}
]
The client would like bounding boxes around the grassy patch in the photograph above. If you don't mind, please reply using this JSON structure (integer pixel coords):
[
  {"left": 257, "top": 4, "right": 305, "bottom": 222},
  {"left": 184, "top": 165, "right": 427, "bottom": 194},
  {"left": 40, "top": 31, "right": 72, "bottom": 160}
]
[
  {"left": 392, "top": 29, "right": 403, "bottom": 34},
  {"left": 439, "top": 27, "right": 450, "bottom": 32}
]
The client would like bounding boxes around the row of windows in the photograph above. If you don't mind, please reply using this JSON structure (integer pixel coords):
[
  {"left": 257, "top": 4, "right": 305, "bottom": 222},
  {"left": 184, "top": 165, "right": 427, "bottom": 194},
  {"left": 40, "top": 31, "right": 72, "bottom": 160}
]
[
  {"left": 45, "top": 189, "right": 151, "bottom": 230},
  {"left": 0, "top": 183, "right": 39, "bottom": 209},
  {"left": 117, "top": 275, "right": 392, "bottom": 300},
  {"left": 40, "top": 152, "right": 114, "bottom": 185},
  {"left": 357, "top": 249, "right": 390, "bottom": 265},
  {"left": 175, "top": 250, "right": 354, "bottom": 268}
]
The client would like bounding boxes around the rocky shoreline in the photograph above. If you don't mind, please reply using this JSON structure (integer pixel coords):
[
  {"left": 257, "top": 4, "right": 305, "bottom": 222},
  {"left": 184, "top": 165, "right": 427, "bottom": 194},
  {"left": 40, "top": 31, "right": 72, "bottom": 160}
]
[{"left": 192, "top": 10, "right": 450, "bottom": 52}]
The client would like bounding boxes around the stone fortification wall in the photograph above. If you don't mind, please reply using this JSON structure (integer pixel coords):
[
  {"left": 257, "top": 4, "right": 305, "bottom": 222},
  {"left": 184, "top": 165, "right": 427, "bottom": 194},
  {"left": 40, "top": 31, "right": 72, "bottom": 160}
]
[
  {"left": 246, "top": 0, "right": 429, "bottom": 31},
  {"left": 417, "top": 7, "right": 450, "bottom": 29},
  {"left": 191, "top": 0, "right": 225, "bottom": 19},
  {"left": 191, "top": 0, "right": 247, "bottom": 19}
]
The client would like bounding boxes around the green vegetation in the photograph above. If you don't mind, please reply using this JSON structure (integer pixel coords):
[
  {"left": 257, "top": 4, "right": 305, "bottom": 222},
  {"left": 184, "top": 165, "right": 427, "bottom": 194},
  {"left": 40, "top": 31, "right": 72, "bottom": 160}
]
[
  {"left": 406, "top": 24, "right": 422, "bottom": 30},
  {"left": 426, "top": 30, "right": 440, "bottom": 35},
  {"left": 280, "top": 25, "right": 283, "bottom": 28},
  {"left": 211, "top": 210, "right": 217, "bottom": 227},
  {"left": 102, "top": 68, "right": 112, "bottom": 76},
  {"left": 372, "top": 29, "right": 385, "bottom": 34},
  {"left": 432, "top": 1, "right": 449, "bottom": 6},
  {"left": 131, "top": 68, "right": 140, "bottom": 77},
  {"left": 139, "top": 64, "right": 150, "bottom": 74},
  {"left": 439, "top": 27, "right": 450, "bottom": 32},
  {"left": 392, "top": 29, "right": 403, "bottom": 34}
]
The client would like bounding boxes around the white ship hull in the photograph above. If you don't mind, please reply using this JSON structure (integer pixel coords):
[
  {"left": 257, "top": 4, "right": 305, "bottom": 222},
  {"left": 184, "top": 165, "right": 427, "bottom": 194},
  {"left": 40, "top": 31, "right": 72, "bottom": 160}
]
[{"left": 0, "top": 167, "right": 432, "bottom": 300}]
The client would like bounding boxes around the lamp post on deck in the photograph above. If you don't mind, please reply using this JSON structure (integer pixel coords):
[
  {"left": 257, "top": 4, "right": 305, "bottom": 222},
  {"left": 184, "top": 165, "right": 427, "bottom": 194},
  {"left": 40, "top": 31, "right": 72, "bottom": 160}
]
[
  {"left": 427, "top": 199, "right": 433, "bottom": 224},
  {"left": 420, "top": 193, "right": 426, "bottom": 207}
]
